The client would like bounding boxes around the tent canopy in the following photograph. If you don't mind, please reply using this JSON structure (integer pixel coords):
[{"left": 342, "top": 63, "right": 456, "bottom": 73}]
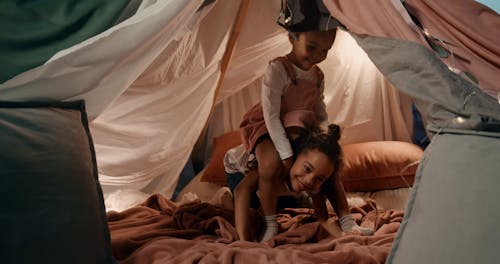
[
  {"left": 0, "top": 0, "right": 498, "bottom": 198},
  {"left": 1, "top": 1, "right": 499, "bottom": 263}
]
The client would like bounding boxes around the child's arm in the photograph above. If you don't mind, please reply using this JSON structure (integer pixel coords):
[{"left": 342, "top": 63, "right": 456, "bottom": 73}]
[
  {"left": 322, "top": 177, "right": 350, "bottom": 217},
  {"left": 322, "top": 178, "right": 374, "bottom": 236},
  {"left": 262, "top": 61, "right": 294, "bottom": 161},
  {"left": 310, "top": 192, "right": 343, "bottom": 238},
  {"left": 233, "top": 169, "right": 259, "bottom": 241}
]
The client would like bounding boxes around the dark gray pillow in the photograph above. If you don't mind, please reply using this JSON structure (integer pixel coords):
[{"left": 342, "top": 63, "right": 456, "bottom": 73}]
[{"left": 0, "top": 101, "right": 114, "bottom": 264}]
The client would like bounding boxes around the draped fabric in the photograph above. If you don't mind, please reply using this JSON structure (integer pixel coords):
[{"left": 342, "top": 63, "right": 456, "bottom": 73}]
[
  {"left": 92, "top": 0, "right": 242, "bottom": 196},
  {"left": 0, "top": 0, "right": 211, "bottom": 197},
  {"left": 319, "top": 2, "right": 500, "bottom": 262},
  {"left": 405, "top": 0, "right": 500, "bottom": 96},
  {"left": 0, "top": 0, "right": 130, "bottom": 83},
  {"left": 1, "top": 0, "right": 496, "bottom": 200},
  {"left": 322, "top": 0, "right": 500, "bottom": 95}
]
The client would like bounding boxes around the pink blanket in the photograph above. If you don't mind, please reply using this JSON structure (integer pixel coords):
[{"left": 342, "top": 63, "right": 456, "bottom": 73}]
[{"left": 107, "top": 194, "right": 403, "bottom": 263}]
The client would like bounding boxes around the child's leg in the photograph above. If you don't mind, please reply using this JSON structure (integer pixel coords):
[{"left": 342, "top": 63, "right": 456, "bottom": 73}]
[
  {"left": 254, "top": 138, "right": 282, "bottom": 242},
  {"left": 255, "top": 138, "right": 281, "bottom": 215},
  {"left": 233, "top": 170, "right": 259, "bottom": 241}
]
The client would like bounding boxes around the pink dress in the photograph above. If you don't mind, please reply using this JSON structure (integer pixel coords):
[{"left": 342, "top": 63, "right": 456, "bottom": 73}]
[{"left": 240, "top": 56, "right": 326, "bottom": 153}]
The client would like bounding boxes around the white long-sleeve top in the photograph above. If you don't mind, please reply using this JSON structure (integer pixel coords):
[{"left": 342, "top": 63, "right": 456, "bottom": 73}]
[{"left": 262, "top": 61, "right": 329, "bottom": 160}]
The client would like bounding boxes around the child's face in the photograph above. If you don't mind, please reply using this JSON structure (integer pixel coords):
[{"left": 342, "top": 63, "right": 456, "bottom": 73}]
[
  {"left": 289, "top": 149, "right": 334, "bottom": 192},
  {"left": 288, "top": 30, "right": 336, "bottom": 71}
]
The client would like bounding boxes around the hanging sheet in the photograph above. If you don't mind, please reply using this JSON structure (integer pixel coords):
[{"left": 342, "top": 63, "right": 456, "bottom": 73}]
[{"left": 322, "top": 0, "right": 500, "bottom": 95}]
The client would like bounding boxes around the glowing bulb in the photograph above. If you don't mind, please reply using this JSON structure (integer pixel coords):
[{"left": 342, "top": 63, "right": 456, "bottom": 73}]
[{"left": 454, "top": 116, "right": 465, "bottom": 124}]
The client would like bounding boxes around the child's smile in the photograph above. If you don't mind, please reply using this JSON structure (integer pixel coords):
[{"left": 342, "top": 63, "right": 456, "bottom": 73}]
[
  {"left": 288, "top": 30, "right": 336, "bottom": 71},
  {"left": 289, "top": 149, "right": 334, "bottom": 192}
]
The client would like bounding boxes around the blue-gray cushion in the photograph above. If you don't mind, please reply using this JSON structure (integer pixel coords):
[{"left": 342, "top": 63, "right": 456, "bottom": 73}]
[
  {"left": 387, "top": 128, "right": 500, "bottom": 264},
  {"left": 0, "top": 101, "right": 114, "bottom": 263}
]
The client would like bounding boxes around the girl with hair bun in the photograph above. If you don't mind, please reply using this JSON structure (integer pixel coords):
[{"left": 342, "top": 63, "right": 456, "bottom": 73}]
[
  {"left": 224, "top": 124, "right": 373, "bottom": 242},
  {"left": 228, "top": 2, "right": 369, "bottom": 242}
]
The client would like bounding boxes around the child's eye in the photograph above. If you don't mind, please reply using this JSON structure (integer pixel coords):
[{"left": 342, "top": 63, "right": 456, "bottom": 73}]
[
  {"left": 307, "top": 45, "right": 316, "bottom": 51},
  {"left": 303, "top": 165, "right": 312, "bottom": 173}
]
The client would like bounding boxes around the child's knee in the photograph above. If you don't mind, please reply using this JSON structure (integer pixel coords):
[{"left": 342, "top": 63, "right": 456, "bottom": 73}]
[
  {"left": 258, "top": 158, "right": 281, "bottom": 179},
  {"left": 255, "top": 139, "right": 282, "bottom": 178}
]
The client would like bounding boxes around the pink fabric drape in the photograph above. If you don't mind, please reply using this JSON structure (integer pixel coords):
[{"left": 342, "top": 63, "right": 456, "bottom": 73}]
[
  {"left": 322, "top": 0, "right": 426, "bottom": 42},
  {"left": 405, "top": 0, "right": 500, "bottom": 95},
  {"left": 322, "top": 0, "right": 500, "bottom": 94}
]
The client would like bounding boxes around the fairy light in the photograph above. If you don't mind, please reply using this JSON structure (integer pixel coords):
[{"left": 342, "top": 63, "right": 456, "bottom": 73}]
[{"left": 453, "top": 116, "right": 466, "bottom": 124}]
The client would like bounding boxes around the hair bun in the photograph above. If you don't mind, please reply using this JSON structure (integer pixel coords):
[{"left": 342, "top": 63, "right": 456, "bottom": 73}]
[{"left": 327, "top": 124, "right": 341, "bottom": 142}]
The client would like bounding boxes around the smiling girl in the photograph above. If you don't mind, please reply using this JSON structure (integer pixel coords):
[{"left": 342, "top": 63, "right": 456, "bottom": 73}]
[
  {"left": 237, "top": 28, "right": 337, "bottom": 242},
  {"left": 225, "top": 124, "right": 373, "bottom": 242}
]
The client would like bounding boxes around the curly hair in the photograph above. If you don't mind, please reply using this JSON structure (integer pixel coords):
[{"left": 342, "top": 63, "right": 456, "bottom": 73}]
[{"left": 291, "top": 124, "right": 343, "bottom": 180}]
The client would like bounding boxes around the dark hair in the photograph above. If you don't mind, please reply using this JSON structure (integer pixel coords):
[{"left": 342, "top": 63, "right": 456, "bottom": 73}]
[
  {"left": 291, "top": 124, "right": 343, "bottom": 180},
  {"left": 288, "top": 28, "right": 337, "bottom": 42},
  {"left": 277, "top": 0, "right": 344, "bottom": 32}
]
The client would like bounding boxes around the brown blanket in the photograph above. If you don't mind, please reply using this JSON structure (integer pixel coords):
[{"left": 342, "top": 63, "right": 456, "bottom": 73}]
[{"left": 107, "top": 194, "right": 404, "bottom": 264}]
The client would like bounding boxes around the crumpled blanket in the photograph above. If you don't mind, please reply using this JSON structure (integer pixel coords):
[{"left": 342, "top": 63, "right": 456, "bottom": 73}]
[{"left": 107, "top": 194, "right": 404, "bottom": 264}]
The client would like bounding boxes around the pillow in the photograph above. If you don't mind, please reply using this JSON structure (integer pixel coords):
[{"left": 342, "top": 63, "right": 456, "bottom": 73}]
[
  {"left": 0, "top": 101, "right": 114, "bottom": 263},
  {"left": 200, "top": 130, "right": 423, "bottom": 192},
  {"left": 341, "top": 141, "right": 423, "bottom": 192},
  {"left": 388, "top": 130, "right": 500, "bottom": 263},
  {"left": 200, "top": 130, "right": 242, "bottom": 185}
]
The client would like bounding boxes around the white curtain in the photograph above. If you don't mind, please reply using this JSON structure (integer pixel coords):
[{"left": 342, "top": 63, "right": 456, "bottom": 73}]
[{"left": 91, "top": 0, "right": 242, "bottom": 196}]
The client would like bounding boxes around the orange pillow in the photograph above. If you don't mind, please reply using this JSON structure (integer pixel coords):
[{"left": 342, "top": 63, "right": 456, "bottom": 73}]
[
  {"left": 341, "top": 141, "right": 423, "bottom": 192},
  {"left": 200, "top": 130, "right": 242, "bottom": 185},
  {"left": 201, "top": 130, "right": 424, "bottom": 192}
]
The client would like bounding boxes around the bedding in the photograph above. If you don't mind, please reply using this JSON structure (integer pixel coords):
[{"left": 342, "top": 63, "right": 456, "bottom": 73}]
[
  {"left": 108, "top": 193, "right": 404, "bottom": 264},
  {"left": 104, "top": 135, "right": 414, "bottom": 263}
]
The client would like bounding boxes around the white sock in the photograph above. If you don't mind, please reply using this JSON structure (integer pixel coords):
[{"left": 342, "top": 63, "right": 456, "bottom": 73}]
[
  {"left": 259, "top": 215, "right": 278, "bottom": 242},
  {"left": 339, "top": 214, "right": 373, "bottom": 236}
]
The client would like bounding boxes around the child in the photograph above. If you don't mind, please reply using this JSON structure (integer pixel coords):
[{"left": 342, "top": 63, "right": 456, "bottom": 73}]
[
  {"left": 238, "top": 28, "right": 336, "bottom": 242},
  {"left": 225, "top": 124, "right": 373, "bottom": 242}
]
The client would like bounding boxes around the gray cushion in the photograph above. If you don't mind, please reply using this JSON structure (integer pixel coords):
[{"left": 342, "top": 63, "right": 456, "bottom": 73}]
[
  {"left": 0, "top": 101, "right": 114, "bottom": 263},
  {"left": 387, "top": 129, "right": 500, "bottom": 264}
]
